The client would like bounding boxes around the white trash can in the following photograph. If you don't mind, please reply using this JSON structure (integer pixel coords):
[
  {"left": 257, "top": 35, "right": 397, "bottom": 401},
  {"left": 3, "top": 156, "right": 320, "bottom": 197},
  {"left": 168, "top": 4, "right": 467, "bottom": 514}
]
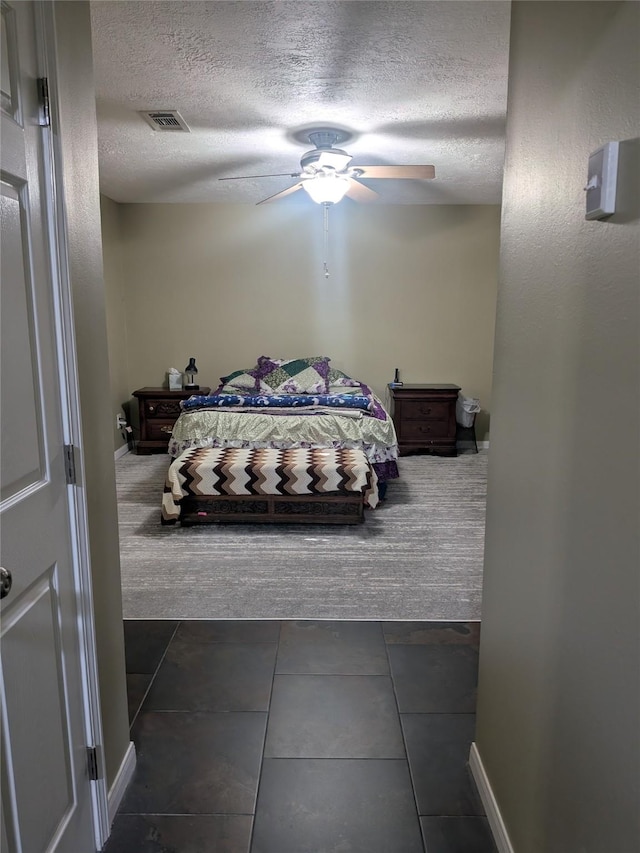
[{"left": 456, "top": 394, "right": 481, "bottom": 427}]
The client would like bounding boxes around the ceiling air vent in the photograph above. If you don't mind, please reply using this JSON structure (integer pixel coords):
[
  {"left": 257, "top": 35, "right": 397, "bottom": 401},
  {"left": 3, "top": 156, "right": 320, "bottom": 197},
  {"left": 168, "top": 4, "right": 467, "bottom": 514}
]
[{"left": 139, "top": 110, "right": 190, "bottom": 132}]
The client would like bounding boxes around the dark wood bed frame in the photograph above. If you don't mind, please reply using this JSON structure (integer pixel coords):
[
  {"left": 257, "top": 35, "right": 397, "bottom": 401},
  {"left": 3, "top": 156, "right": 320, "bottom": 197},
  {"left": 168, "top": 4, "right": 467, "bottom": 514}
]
[{"left": 175, "top": 492, "right": 365, "bottom": 525}]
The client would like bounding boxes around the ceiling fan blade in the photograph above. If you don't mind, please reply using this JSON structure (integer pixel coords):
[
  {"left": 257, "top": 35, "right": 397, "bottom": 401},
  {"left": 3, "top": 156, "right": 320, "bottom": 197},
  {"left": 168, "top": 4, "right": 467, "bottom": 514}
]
[
  {"left": 220, "top": 172, "right": 301, "bottom": 181},
  {"left": 256, "top": 182, "right": 305, "bottom": 205},
  {"left": 345, "top": 178, "right": 378, "bottom": 203},
  {"left": 353, "top": 165, "right": 436, "bottom": 180}
]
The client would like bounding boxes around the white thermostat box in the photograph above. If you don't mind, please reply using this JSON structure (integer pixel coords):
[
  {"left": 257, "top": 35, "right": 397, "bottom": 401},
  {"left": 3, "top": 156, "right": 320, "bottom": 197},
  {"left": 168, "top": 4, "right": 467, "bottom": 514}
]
[{"left": 585, "top": 141, "right": 619, "bottom": 220}]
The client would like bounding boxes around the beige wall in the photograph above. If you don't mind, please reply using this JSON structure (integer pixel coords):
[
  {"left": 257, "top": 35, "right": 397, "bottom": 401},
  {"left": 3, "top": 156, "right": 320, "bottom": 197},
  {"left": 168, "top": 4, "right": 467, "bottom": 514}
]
[
  {"left": 476, "top": 3, "right": 639, "bottom": 852},
  {"left": 53, "top": 2, "right": 130, "bottom": 790},
  {"left": 109, "top": 202, "right": 499, "bottom": 438},
  {"left": 101, "top": 195, "right": 130, "bottom": 451}
]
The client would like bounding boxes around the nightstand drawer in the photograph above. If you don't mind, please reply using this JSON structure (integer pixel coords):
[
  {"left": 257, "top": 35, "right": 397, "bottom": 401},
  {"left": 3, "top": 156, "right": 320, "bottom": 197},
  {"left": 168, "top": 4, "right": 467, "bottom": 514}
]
[
  {"left": 144, "top": 398, "right": 184, "bottom": 419},
  {"left": 146, "top": 421, "right": 175, "bottom": 441},
  {"left": 402, "top": 419, "right": 450, "bottom": 441},
  {"left": 401, "top": 400, "right": 450, "bottom": 421}
]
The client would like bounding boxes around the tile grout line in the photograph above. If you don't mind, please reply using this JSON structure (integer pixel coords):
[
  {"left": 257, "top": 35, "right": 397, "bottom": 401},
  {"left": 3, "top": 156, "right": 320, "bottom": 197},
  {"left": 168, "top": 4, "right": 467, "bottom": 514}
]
[
  {"left": 128, "top": 620, "right": 181, "bottom": 730},
  {"left": 247, "top": 619, "right": 282, "bottom": 852},
  {"left": 382, "top": 627, "right": 428, "bottom": 853}
]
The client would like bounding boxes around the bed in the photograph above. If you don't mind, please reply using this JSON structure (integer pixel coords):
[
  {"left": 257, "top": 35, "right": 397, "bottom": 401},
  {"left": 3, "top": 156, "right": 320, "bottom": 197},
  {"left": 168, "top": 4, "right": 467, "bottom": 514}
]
[{"left": 162, "top": 356, "right": 399, "bottom": 525}]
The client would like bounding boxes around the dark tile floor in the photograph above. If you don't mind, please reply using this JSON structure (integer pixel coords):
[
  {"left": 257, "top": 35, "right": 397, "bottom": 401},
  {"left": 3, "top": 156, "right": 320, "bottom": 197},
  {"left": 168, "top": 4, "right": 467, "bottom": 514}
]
[{"left": 104, "top": 620, "right": 497, "bottom": 853}]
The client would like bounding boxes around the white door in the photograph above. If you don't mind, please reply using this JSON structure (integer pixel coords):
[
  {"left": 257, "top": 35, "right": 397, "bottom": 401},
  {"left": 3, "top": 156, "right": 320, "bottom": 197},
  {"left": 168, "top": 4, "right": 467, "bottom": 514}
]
[{"left": 1, "top": 2, "right": 98, "bottom": 851}]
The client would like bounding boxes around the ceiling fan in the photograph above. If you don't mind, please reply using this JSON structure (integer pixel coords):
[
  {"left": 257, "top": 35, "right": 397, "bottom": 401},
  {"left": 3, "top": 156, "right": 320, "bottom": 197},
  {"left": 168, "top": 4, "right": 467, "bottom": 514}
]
[{"left": 219, "top": 128, "right": 436, "bottom": 205}]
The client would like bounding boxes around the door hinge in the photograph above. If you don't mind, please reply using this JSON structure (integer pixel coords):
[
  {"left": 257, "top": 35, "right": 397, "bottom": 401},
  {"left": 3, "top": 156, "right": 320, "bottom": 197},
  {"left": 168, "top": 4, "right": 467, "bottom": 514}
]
[
  {"left": 37, "top": 77, "right": 50, "bottom": 126},
  {"left": 64, "top": 444, "right": 77, "bottom": 485},
  {"left": 86, "top": 746, "right": 101, "bottom": 781}
]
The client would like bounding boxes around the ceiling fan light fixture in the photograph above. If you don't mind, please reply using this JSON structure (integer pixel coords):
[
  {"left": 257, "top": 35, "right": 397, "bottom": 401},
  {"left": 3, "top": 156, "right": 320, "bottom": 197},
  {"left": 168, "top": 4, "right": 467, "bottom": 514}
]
[
  {"left": 317, "top": 149, "right": 352, "bottom": 171},
  {"left": 300, "top": 147, "right": 352, "bottom": 174},
  {"left": 303, "top": 174, "right": 350, "bottom": 204}
]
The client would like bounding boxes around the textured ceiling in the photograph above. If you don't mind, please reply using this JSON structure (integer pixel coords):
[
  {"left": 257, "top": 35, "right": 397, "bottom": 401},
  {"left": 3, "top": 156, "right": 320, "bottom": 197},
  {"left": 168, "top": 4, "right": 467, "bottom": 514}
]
[{"left": 90, "top": 1, "right": 511, "bottom": 205}]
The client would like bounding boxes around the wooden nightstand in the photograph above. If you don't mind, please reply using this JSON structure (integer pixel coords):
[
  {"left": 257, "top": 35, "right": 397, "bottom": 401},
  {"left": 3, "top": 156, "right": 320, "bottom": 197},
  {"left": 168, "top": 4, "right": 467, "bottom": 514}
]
[
  {"left": 132, "top": 387, "right": 210, "bottom": 455},
  {"left": 388, "top": 384, "right": 460, "bottom": 457}
]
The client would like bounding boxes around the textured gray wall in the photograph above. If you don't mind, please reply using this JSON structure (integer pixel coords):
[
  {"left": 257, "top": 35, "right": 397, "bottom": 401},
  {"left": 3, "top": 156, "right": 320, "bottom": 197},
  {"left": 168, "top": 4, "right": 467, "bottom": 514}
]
[
  {"left": 52, "top": 2, "right": 130, "bottom": 788},
  {"left": 101, "top": 195, "right": 130, "bottom": 452},
  {"left": 475, "top": 3, "right": 639, "bottom": 851}
]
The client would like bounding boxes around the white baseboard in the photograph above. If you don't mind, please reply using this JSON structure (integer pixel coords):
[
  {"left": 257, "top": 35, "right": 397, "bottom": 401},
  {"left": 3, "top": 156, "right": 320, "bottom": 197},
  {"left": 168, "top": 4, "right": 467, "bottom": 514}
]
[
  {"left": 107, "top": 740, "right": 136, "bottom": 825},
  {"left": 114, "top": 443, "right": 129, "bottom": 461},
  {"left": 469, "top": 742, "right": 514, "bottom": 853}
]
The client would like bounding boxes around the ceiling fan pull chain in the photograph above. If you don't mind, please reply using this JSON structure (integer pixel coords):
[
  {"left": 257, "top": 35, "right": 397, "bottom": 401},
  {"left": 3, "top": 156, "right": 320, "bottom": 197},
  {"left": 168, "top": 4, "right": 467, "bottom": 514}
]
[{"left": 323, "top": 202, "right": 330, "bottom": 278}]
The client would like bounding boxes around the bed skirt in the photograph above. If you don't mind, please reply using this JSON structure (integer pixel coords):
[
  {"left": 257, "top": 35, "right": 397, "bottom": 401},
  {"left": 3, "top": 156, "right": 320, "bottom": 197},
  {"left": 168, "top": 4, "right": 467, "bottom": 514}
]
[{"left": 162, "top": 446, "right": 379, "bottom": 525}]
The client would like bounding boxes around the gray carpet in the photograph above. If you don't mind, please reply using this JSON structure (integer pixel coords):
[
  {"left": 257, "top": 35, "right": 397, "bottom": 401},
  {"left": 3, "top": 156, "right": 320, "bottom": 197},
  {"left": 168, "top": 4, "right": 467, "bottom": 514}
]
[{"left": 115, "top": 450, "right": 488, "bottom": 620}]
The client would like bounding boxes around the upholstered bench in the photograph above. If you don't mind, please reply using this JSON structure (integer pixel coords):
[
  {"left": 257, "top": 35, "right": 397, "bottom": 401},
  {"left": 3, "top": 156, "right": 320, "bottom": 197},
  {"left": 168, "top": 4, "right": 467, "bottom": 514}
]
[{"left": 161, "top": 445, "right": 379, "bottom": 525}]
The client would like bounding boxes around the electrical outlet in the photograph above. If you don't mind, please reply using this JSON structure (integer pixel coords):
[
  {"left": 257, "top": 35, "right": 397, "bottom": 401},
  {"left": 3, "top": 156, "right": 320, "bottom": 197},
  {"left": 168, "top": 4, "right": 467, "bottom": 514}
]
[{"left": 116, "top": 414, "right": 127, "bottom": 430}]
